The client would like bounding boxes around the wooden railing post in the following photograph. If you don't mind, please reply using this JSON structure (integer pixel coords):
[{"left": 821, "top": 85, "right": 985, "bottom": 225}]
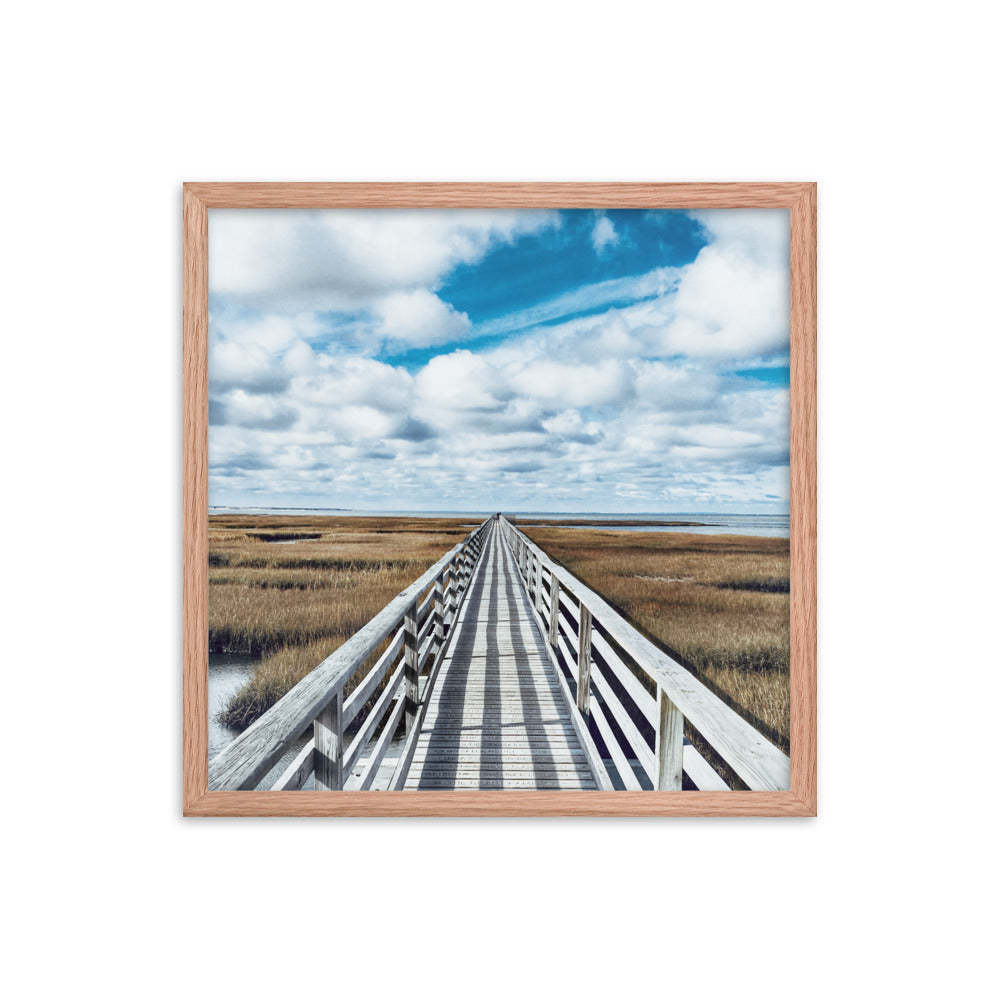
[
  {"left": 655, "top": 687, "right": 684, "bottom": 790},
  {"left": 535, "top": 559, "right": 544, "bottom": 613},
  {"left": 442, "top": 564, "right": 454, "bottom": 629},
  {"left": 403, "top": 599, "right": 419, "bottom": 735},
  {"left": 433, "top": 573, "right": 445, "bottom": 651},
  {"left": 314, "top": 691, "right": 344, "bottom": 790},
  {"left": 577, "top": 604, "right": 592, "bottom": 714},
  {"left": 548, "top": 576, "right": 560, "bottom": 647}
]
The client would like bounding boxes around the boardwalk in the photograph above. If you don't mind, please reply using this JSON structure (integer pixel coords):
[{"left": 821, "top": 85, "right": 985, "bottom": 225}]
[
  {"left": 405, "top": 523, "right": 597, "bottom": 789},
  {"left": 207, "top": 515, "right": 789, "bottom": 795}
]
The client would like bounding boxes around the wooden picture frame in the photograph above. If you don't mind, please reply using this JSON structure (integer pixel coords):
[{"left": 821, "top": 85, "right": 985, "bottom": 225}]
[{"left": 183, "top": 182, "right": 816, "bottom": 817}]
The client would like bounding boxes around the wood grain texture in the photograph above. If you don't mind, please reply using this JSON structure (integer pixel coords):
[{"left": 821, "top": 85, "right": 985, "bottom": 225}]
[
  {"left": 789, "top": 183, "right": 818, "bottom": 815},
  {"left": 182, "top": 181, "right": 817, "bottom": 817},
  {"left": 183, "top": 182, "right": 812, "bottom": 209},
  {"left": 182, "top": 187, "right": 209, "bottom": 811},
  {"left": 184, "top": 790, "right": 811, "bottom": 817}
]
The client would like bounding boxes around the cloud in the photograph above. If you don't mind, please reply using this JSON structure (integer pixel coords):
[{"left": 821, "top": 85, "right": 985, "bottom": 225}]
[
  {"left": 210, "top": 341, "right": 291, "bottom": 395},
  {"left": 591, "top": 214, "right": 619, "bottom": 254},
  {"left": 664, "top": 209, "right": 790, "bottom": 357},
  {"left": 510, "top": 358, "right": 632, "bottom": 408},
  {"left": 374, "top": 289, "right": 471, "bottom": 348},
  {"left": 207, "top": 208, "right": 791, "bottom": 511},
  {"left": 210, "top": 389, "right": 298, "bottom": 430},
  {"left": 210, "top": 209, "right": 559, "bottom": 313},
  {"left": 415, "top": 351, "right": 510, "bottom": 413},
  {"left": 390, "top": 416, "right": 436, "bottom": 442}
]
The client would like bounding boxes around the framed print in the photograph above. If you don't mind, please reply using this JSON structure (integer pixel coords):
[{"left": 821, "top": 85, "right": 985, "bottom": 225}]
[{"left": 183, "top": 182, "right": 816, "bottom": 817}]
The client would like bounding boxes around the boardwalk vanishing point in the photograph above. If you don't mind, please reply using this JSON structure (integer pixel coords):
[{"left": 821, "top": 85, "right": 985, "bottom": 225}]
[
  {"left": 406, "top": 524, "right": 595, "bottom": 790},
  {"left": 208, "top": 516, "right": 790, "bottom": 793}
]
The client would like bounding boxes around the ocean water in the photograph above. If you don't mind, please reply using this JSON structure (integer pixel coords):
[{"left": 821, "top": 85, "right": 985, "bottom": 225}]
[{"left": 209, "top": 507, "right": 790, "bottom": 538}]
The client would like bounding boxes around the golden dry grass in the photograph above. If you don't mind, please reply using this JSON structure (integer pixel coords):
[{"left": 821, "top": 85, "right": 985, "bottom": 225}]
[
  {"left": 522, "top": 527, "right": 790, "bottom": 749},
  {"left": 209, "top": 516, "right": 469, "bottom": 728}
]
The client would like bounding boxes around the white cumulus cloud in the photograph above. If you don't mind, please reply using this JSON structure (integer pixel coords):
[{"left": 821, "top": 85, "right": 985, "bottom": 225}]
[
  {"left": 374, "top": 289, "right": 471, "bottom": 348},
  {"left": 591, "top": 214, "right": 619, "bottom": 254}
]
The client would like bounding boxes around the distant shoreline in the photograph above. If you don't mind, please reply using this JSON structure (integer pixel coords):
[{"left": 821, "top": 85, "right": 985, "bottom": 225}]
[
  {"left": 208, "top": 511, "right": 790, "bottom": 539},
  {"left": 513, "top": 518, "right": 709, "bottom": 527}
]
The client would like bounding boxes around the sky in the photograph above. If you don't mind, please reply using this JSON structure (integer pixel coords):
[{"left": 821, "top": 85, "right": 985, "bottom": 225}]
[{"left": 208, "top": 207, "right": 790, "bottom": 513}]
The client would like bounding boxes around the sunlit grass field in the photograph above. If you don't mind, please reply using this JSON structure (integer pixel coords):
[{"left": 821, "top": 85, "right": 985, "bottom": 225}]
[
  {"left": 209, "top": 516, "right": 790, "bottom": 751},
  {"left": 520, "top": 525, "right": 790, "bottom": 749},
  {"left": 209, "top": 516, "right": 470, "bottom": 728}
]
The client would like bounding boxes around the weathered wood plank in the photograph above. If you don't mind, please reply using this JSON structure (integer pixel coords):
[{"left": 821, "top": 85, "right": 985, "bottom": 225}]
[
  {"left": 356, "top": 695, "right": 407, "bottom": 791},
  {"left": 587, "top": 656, "right": 656, "bottom": 782},
  {"left": 409, "top": 778, "right": 598, "bottom": 790},
  {"left": 683, "top": 744, "right": 730, "bottom": 791},
  {"left": 410, "top": 750, "right": 588, "bottom": 761},
  {"left": 589, "top": 630, "right": 657, "bottom": 730},
  {"left": 588, "top": 695, "right": 644, "bottom": 791},
  {"left": 343, "top": 659, "right": 406, "bottom": 777},
  {"left": 271, "top": 739, "right": 315, "bottom": 791},
  {"left": 577, "top": 604, "right": 593, "bottom": 714},
  {"left": 314, "top": 691, "right": 344, "bottom": 791},
  {"left": 548, "top": 577, "right": 560, "bottom": 646},
  {"left": 403, "top": 600, "right": 419, "bottom": 735},
  {"left": 656, "top": 688, "right": 684, "bottom": 791},
  {"left": 341, "top": 628, "right": 404, "bottom": 727}
]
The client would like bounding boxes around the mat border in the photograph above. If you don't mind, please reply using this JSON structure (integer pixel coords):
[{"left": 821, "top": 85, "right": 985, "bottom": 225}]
[{"left": 183, "top": 182, "right": 817, "bottom": 817}]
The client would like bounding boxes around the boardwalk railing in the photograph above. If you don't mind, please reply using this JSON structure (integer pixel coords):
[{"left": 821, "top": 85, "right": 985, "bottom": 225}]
[
  {"left": 208, "top": 517, "right": 494, "bottom": 791},
  {"left": 497, "top": 516, "right": 790, "bottom": 791}
]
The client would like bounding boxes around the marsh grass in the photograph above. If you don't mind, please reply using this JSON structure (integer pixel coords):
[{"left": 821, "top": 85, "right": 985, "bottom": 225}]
[
  {"left": 210, "top": 516, "right": 469, "bottom": 728},
  {"left": 523, "top": 527, "right": 791, "bottom": 750}
]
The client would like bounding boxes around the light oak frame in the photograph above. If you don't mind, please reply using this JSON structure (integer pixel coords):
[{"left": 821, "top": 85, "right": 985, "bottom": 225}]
[{"left": 183, "top": 182, "right": 817, "bottom": 817}]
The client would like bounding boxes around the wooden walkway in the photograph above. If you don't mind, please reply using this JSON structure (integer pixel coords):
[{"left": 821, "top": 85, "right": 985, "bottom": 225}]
[
  {"left": 208, "top": 514, "right": 790, "bottom": 796},
  {"left": 404, "top": 522, "right": 597, "bottom": 790}
]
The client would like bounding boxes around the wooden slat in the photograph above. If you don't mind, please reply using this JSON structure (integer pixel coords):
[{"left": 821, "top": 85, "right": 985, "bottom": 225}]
[
  {"left": 341, "top": 628, "right": 404, "bottom": 727},
  {"left": 411, "top": 749, "right": 588, "bottom": 761},
  {"left": 271, "top": 739, "right": 315, "bottom": 791},
  {"left": 588, "top": 695, "right": 643, "bottom": 791},
  {"left": 356, "top": 695, "right": 407, "bottom": 791},
  {"left": 343, "top": 660, "right": 406, "bottom": 777},
  {"left": 409, "top": 778, "right": 598, "bottom": 790},
  {"left": 683, "top": 744, "right": 730, "bottom": 792},
  {"left": 577, "top": 604, "right": 593, "bottom": 714},
  {"left": 403, "top": 600, "right": 418, "bottom": 735},
  {"left": 544, "top": 623, "right": 614, "bottom": 790},
  {"left": 590, "top": 630, "right": 657, "bottom": 730},
  {"left": 588, "top": 657, "right": 656, "bottom": 783},
  {"left": 556, "top": 630, "right": 580, "bottom": 686}
]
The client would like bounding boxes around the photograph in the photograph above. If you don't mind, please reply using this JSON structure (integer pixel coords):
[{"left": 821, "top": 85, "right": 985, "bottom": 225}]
[{"left": 198, "top": 194, "right": 801, "bottom": 799}]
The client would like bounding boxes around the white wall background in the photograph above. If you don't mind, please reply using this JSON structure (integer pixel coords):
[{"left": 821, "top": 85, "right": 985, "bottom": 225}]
[{"left": 5, "top": 3, "right": 996, "bottom": 997}]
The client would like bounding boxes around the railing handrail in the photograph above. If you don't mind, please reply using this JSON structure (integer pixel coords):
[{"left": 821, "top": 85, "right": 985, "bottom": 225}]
[
  {"left": 209, "top": 517, "right": 494, "bottom": 791},
  {"left": 497, "top": 515, "right": 789, "bottom": 791}
]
